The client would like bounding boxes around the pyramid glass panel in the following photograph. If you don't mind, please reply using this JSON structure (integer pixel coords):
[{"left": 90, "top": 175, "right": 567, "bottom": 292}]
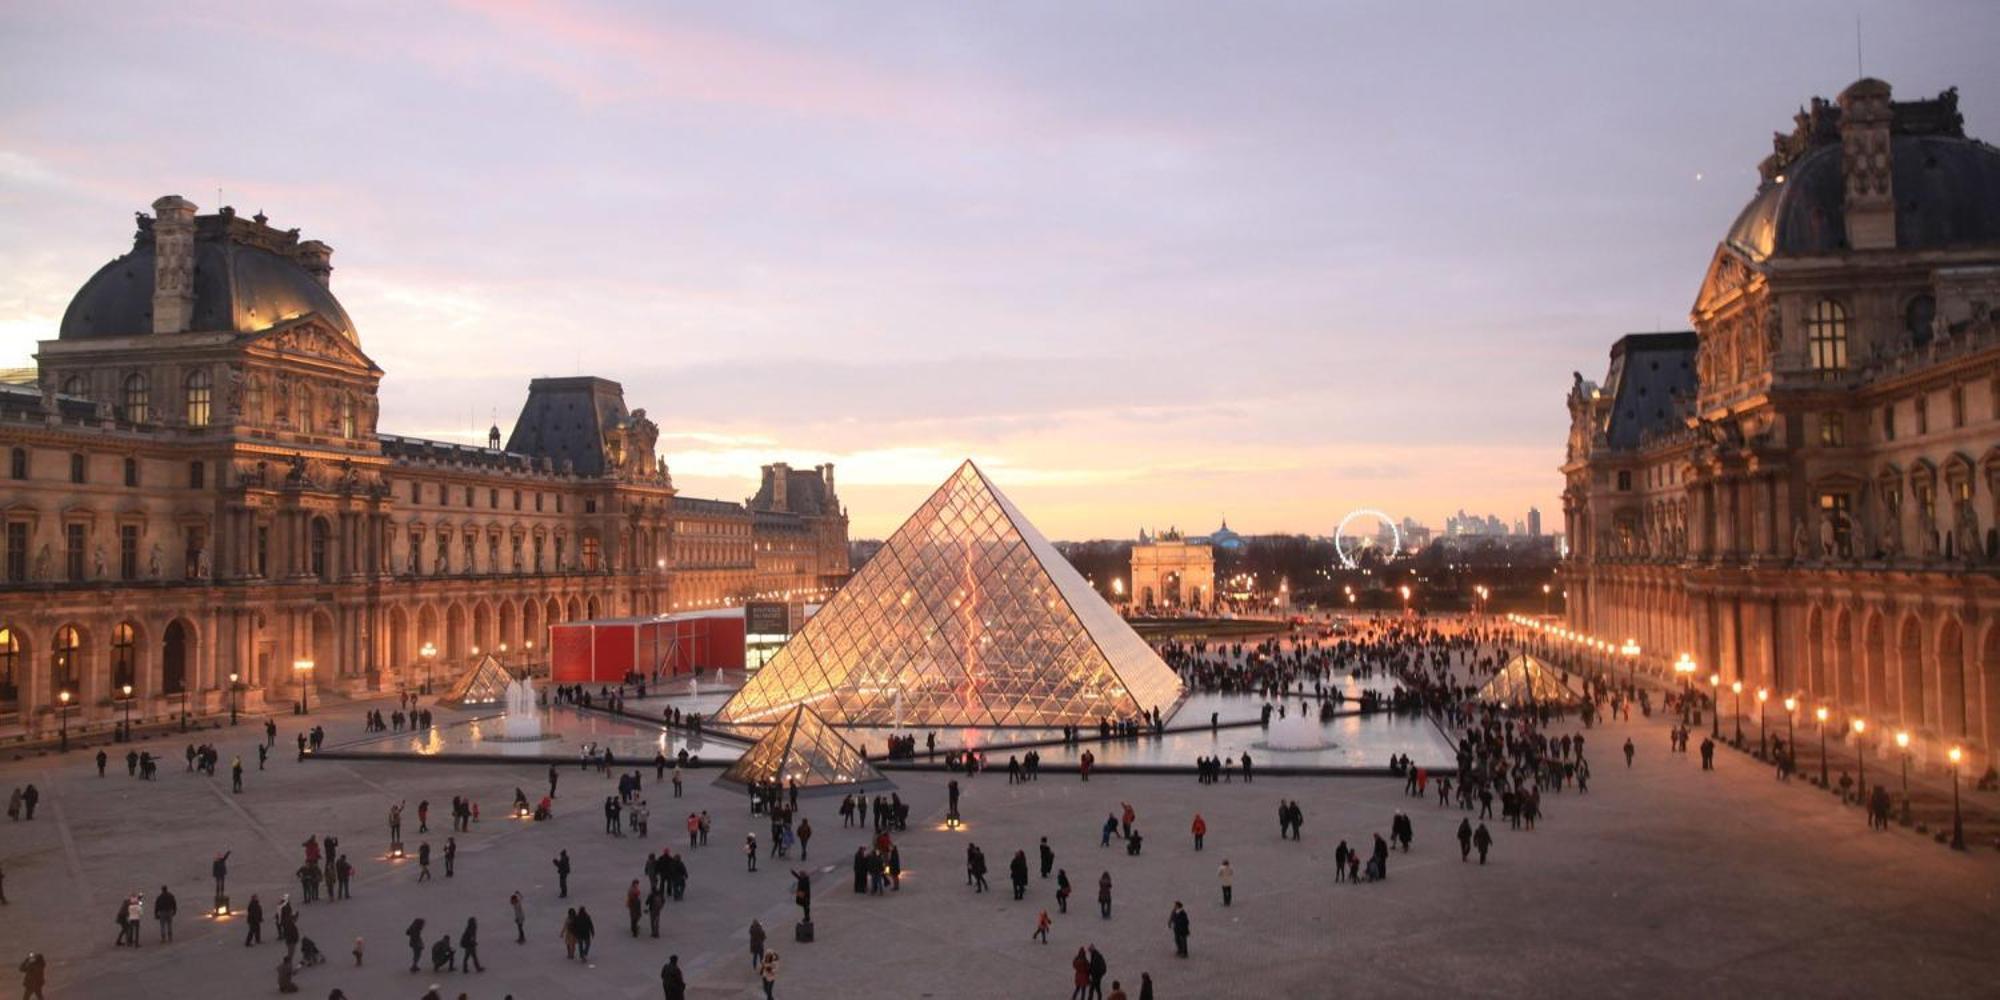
[
  {"left": 1476, "top": 655, "right": 1582, "bottom": 706},
  {"left": 439, "top": 654, "right": 515, "bottom": 707},
  {"left": 717, "top": 460, "right": 1186, "bottom": 727},
  {"left": 718, "top": 704, "right": 884, "bottom": 790}
]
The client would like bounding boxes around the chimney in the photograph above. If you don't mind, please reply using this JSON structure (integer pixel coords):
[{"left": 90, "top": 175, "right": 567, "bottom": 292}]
[
  {"left": 150, "top": 195, "right": 197, "bottom": 333},
  {"left": 821, "top": 463, "right": 835, "bottom": 498},
  {"left": 295, "top": 239, "right": 334, "bottom": 287},
  {"left": 771, "top": 462, "right": 790, "bottom": 512},
  {"left": 1838, "top": 78, "right": 1896, "bottom": 251}
]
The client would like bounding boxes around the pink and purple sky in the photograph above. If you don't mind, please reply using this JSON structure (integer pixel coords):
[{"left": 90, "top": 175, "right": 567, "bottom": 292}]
[{"left": 2, "top": 2, "right": 1996, "bottom": 539}]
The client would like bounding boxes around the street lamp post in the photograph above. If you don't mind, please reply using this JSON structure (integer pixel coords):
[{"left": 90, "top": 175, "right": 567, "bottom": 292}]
[
  {"left": 1852, "top": 719, "right": 1868, "bottom": 812},
  {"left": 179, "top": 685, "right": 189, "bottom": 732},
  {"left": 1673, "top": 653, "right": 1695, "bottom": 723},
  {"left": 1755, "top": 688, "right": 1769, "bottom": 758},
  {"left": 420, "top": 642, "right": 437, "bottom": 695},
  {"left": 1541, "top": 583, "right": 1551, "bottom": 616},
  {"left": 1709, "top": 674, "right": 1721, "bottom": 739},
  {"left": 1947, "top": 746, "right": 1965, "bottom": 851},
  {"left": 294, "top": 659, "right": 315, "bottom": 715},
  {"left": 121, "top": 683, "right": 133, "bottom": 741},
  {"left": 57, "top": 689, "right": 72, "bottom": 752},
  {"left": 1730, "top": 681, "right": 1743, "bottom": 745},
  {"left": 1815, "top": 707, "right": 1829, "bottom": 786},
  {"left": 1782, "top": 697, "right": 1796, "bottom": 765},
  {"left": 1895, "top": 731, "right": 1912, "bottom": 825},
  {"left": 1620, "top": 639, "right": 1640, "bottom": 692},
  {"left": 228, "top": 672, "right": 239, "bottom": 726}
]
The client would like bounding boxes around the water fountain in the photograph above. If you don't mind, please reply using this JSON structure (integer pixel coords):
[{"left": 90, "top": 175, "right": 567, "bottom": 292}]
[
  {"left": 500, "top": 676, "right": 555, "bottom": 742},
  {"left": 1259, "top": 708, "right": 1333, "bottom": 752}
]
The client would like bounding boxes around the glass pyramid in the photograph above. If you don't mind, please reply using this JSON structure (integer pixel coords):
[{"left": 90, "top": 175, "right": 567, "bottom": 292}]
[
  {"left": 440, "top": 654, "right": 515, "bottom": 707},
  {"left": 1476, "top": 655, "right": 1582, "bottom": 706},
  {"left": 716, "top": 460, "right": 1186, "bottom": 728},
  {"left": 719, "top": 704, "right": 884, "bottom": 789}
]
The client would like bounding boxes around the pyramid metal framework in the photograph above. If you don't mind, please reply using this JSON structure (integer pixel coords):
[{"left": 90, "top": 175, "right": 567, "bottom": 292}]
[
  {"left": 439, "top": 654, "right": 515, "bottom": 707},
  {"left": 1476, "top": 655, "right": 1582, "bottom": 706},
  {"left": 715, "top": 460, "right": 1185, "bottom": 727},
  {"left": 718, "top": 704, "right": 884, "bottom": 789}
]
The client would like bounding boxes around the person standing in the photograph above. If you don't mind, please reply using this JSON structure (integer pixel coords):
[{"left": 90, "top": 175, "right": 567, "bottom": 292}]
[
  {"left": 1456, "top": 818, "right": 1473, "bottom": 862},
  {"left": 661, "top": 954, "right": 686, "bottom": 1000},
  {"left": 1009, "top": 849, "right": 1029, "bottom": 900},
  {"left": 96, "top": 749, "right": 107, "bottom": 776},
  {"left": 1191, "top": 813, "right": 1207, "bottom": 851},
  {"left": 19, "top": 952, "right": 46, "bottom": 1000},
  {"left": 748, "top": 918, "right": 766, "bottom": 971},
  {"left": 417, "top": 841, "right": 433, "bottom": 882},
  {"left": 404, "top": 918, "right": 426, "bottom": 972},
  {"left": 510, "top": 891, "right": 526, "bottom": 944},
  {"left": 626, "top": 880, "right": 644, "bottom": 937},
  {"left": 443, "top": 837, "right": 456, "bottom": 878},
  {"left": 1097, "top": 872, "right": 1113, "bottom": 919},
  {"left": 1070, "top": 947, "right": 1091, "bottom": 1000},
  {"left": 244, "top": 893, "right": 264, "bottom": 946},
  {"left": 1217, "top": 860, "right": 1234, "bottom": 906},
  {"left": 156, "top": 885, "right": 177, "bottom": 941},
  {"left": 1167, "top": 901, "right": 1191, "bottom": 957},
  {"left": 796, "top": 818, "right": 812, "bottom": 861},
  {"left": 1039, "top": 837, "right": 1055, "bottom": 879},
  {"left": 1623, "top": 738, "right": 1635, "bottom": 768},
  {"left": 553, "top": 850, "right": 572, "bottom": 897},
  {"left": 1034, "top": 909, "right": 1052, "bottom": 943},
  {"left": 759, "top": 948, "right": 780, "bottom": 999},
  {"left": 1088, "top": 945, "right": 1108, "bottom": 1000},
  {"left": 1056, "top": 869, "right": 1072, "bottom": 913},
  {"left": 232, "top": 756, "right": 244, "bottom": 793}
]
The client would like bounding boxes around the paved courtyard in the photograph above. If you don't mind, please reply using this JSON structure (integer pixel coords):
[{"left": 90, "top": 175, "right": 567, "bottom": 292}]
[{"left": 1, "top": 696, "right": 1995, "bottom": 999}]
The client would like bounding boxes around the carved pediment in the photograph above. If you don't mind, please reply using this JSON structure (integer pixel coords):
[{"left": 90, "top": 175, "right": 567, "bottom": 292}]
[
  {"left": 1692, "top": 246, "right": 1766, "bottom": 319},
  {"left": 247, "top": 316, "right": 380, "bottom": 372}
]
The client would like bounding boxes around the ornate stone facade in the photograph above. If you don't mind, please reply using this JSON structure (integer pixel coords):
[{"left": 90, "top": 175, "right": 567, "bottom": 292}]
[
  {"left": 1128, "top": 528, "right": 1214, "bottom": 610},
  {"left": 0, "top": 198, "right": 848, "bottom": 742},
  {"left": 1562, "top": 80, "right": 2000, "bottom": 770}
]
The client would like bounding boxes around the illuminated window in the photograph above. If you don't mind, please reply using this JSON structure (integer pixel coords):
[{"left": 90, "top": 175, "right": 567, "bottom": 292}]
[
  {"left": 0, "top": 627, "right": 17, "bottom": 707},
  {"left": 1818, "top": 412, "right": 1845, "bottom": 446},
  {"left": 1807, "top": 299, "right": 1848, "bottom": 376},
  {"left": 52, "top": 625, "right": 81, "bottom": 691},
  {"left": 112, "top": 622, "right": 136, "bottom": 689},
  {"left": 122, "top": 373, "right": 150, "bottom": 423},
  {"left": 183, "top": 369, "right": 212, "bottom": 427}
]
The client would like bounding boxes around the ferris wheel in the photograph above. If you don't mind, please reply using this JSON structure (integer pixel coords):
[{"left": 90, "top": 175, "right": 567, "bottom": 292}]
[{"left": 1334, "top": 509, "right": 1401, "bottom": 569}]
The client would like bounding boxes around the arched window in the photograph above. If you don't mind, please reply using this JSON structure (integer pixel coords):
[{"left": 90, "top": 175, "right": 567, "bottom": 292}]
[
  {"left": 340, "top": 396, "right": 356, "bottom": 438},
  {"left": 112, "top": 622, "right": 136, "bottom": 690},
  {"left": 0, "top": 627, "right": 17, "bottom": 707},
  {"left": 59, "top": 375, "right": 85, "bottom": 398},
  {"left": 1807, "top": 299, "right": 1848, "bottom": 377},
  {"left": 581, "top": 534, "right": 602, "bottom": 572},
  {"left": 183, "top": 369, "right": 212, "bottom": 427},
  {"left": 51, "top": 625, "right": 81, "bottom": 693},
  {"left": 310, "top": 518, "right": 331, "bottom": 580},
  {"left": 121, "top": 372, "right": 150, "bottom": 423}
]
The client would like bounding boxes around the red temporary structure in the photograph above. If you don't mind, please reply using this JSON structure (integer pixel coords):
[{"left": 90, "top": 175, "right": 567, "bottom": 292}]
[{"left": 549, "top": 611, "right": 746, "bottom": 685}]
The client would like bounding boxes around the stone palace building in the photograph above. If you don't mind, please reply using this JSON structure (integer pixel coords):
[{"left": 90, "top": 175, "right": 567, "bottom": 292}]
[
  {"left": 1562, "top": 80, "right": 2000, "bottom": 769},
  {"left": 0, "top": 197, "right": 849, "bottom": 742}
]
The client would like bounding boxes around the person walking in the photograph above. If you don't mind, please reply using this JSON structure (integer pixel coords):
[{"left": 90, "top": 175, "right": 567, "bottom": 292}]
[
  {"left": 1457, "top": 818, "right": 1473, "bottom": 862},
  {"left": 510, "top": 891, "right": 525, "bottom": 944},
  {"left": 1097, "top": 871, "right": 1113, "bottom": 919},
  {"left": 745, "top": 834, "right": 759, "bottom": 872},
  {"left": 1088, "top": 945, "right": 1109, "bottom": 1000},
  {"left": 758, "top": 948, "right": 780, "bottom": 999},
  {"left": 1056, "top": 869, "right": 1072, "bottom": 913},
  {"left": 1190, "top": 813, "right": 1207, "bottom": 851},
  {"left": 1623, "top": 738, "right": 1635, "bottom": 768},
  {"left": 231, "top": 756, "right": 244, "bottom": 793},
  {"left": 459, "top": 917, "right": 483, "bottom": 972},
  {"left": 1217, "top": 859, "right": 1234, "bottom": 906},
  {"left": 1167, "top": 901, "right": 1191, "bottom": 957},
  {"left": 572, "top": 905, "right": 595, "bottom": 960},
  {"left": 1039, "top": 837, "right": 1055, "bottom": 879},
  {"left": 661, "top": 954, "right": 686, "bottom": 1000},
  {"left": 626, "top": 880, "right": 645, "bottom": 937},
  {"left": 1472, "top": 822, "right": 1493, "bottom": 865},
  {"left": 796, "top": 817, "right": 812, "bottom": 861},
  {"left": 156, "top": 885, "right": 177, "bottom": 941},
  {"left": 748, "top": 918, "right": 766, "bottom": 971},
  {"left": 1009, "top": 849, "right": 1029, "bottom": 900},
  {"left": 1034, "top": 909, "right": 1052, "bottom": 943},
  {"left": 417, "top": 841, "right": 433, "bottom": 882},
  {"left": 1070, "top": 947, "right": 1091, "bottom": 1000},
  {"left": 443, "top": 837, "right": 457, "bottom": 878}
]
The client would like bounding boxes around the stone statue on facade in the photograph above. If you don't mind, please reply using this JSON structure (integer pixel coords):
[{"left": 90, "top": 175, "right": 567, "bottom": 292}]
[
  {"left": 1791, "top": 517, "right": 1809, "bottom": 561},
  {"left": 1818, "top": 512, "right": 1837, "bottom": 560},
  {"left": 33, "top": 543, "right": 50, "bottom": 581},
  {"left": 1954, "top": 503, "right": 1980, "bottom": 565},
  {"left": 148, "top": 543, "right": 162, "bottom": 579},
  {"left": 196, "top": 547, "right": 211, "bottom": 579},
  {"left": 93, "top": 544, "right": 107, "bottom": 580}
]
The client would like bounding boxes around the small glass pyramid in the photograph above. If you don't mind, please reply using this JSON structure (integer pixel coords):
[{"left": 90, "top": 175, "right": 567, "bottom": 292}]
[
  {"left": 716, "top": 460, "right": 1185, "bottom": 727},
  {"left": 719, "top": 704, "right": 884, "bottom": 789},
  {"left": 440, "top": 654, "right": 515, "bottom": 707},
  {"left": 1477, "top": 655, "right": 1581, "bottom": 706}
]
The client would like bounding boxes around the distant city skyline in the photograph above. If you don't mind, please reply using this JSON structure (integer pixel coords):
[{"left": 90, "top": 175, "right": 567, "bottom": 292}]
[{"left": 2, "top": 3, "right": 1996, "bottom": 538}]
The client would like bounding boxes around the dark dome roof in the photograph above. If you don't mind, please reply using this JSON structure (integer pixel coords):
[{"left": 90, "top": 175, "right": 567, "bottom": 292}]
[
  {"left": 59, "top": 217, "right": 355, "bottom": 342},
  {"left": 1724, "top": 133, "right": 2000, "bottom": 261}
]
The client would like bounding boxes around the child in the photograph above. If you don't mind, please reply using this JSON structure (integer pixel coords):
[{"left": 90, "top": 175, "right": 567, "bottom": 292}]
[
  {"left": 352, "top": 936, "right": 364, "bottom": 966},
  {"left": 1034, "top": 910, "right": 1051, "bottom": 944}
]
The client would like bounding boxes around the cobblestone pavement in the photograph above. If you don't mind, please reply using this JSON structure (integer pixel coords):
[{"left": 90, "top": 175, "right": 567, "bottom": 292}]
[{"left": 0, "top": 695, "right": 1994, "bottom": 999}]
